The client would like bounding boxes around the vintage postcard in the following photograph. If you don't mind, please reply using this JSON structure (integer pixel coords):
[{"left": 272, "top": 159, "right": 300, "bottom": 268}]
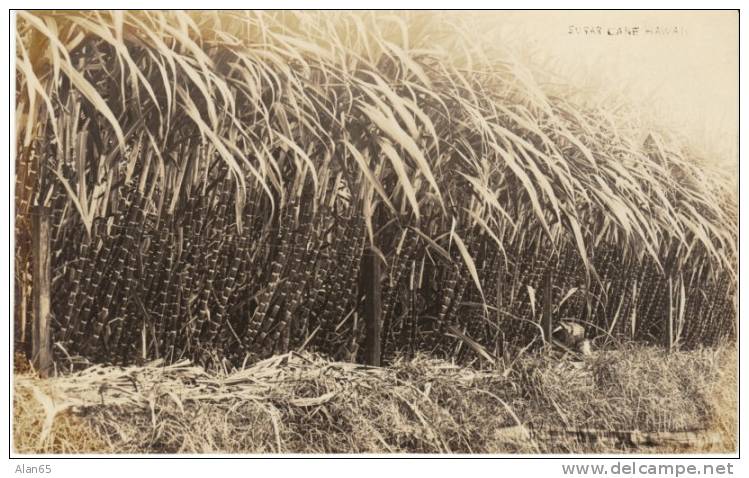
[{"left": 10, "top": 8, "right": 739, "bottom": 465}]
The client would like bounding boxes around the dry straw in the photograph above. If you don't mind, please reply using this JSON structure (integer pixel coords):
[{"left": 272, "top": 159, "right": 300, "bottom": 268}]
[{"left": 14, "top": 346, "right": 736, "bottom": 453}]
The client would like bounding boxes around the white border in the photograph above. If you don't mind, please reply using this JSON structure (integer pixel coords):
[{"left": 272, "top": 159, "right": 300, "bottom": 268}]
[{"left": 1, "top": 3, "right": 745, "bottom": 476}]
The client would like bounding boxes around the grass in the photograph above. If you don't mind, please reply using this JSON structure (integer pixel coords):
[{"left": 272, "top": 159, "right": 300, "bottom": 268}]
[
  {"left": 13, "top": 344, "right": 736, "bottom": 454},
  {"left": 14, "top": 11, "right": 737, "bottom": 366}
]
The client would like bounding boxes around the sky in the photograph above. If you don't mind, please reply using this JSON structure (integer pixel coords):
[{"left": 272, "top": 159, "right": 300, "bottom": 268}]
[{"left": 456, "top": 11, "right": 738, "bottom": 172}]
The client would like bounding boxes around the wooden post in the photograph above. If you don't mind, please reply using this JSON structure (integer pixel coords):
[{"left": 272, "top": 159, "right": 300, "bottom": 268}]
[
  {"left": 496, "top": 261, "right": 505, "bottom": 359},
  {"left": 31, "top": 206, "right": 53, "bottom": 377},
  {"left": 542, "top": 269, "right": 553, "bottom": 344},
  {"left": 630, "top": 280, "right": 638, "bottom": 340},
  {"left": 361, "top": 247, "right": 382, "bottom": 366},
  {"left": 665, "top": 276, "right": 674, "bottom": 351}
]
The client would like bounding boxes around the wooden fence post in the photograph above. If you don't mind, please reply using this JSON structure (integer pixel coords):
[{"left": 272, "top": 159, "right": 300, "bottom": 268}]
[
  {"left": 31, "top": 206, "right": 53, "bottom": 377},
  {"left": 542, "top": 269, "right": 553, "bottom": 345},
  {"left": 361, "top": 247, "right": 382, "bottom": 366},
  {"left": 665, "top": 276, "right": 674, "bottom": 351},
  {"left": 495, "top": 261, "right": 504, "bottom": 358}
]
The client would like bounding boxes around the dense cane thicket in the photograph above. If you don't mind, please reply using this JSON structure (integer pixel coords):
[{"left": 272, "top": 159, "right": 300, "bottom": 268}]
[{"left": 15, "top": 11, "right": 736, "bottom": 367}]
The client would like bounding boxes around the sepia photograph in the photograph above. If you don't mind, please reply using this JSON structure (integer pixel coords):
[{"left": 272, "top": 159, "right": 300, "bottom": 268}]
[{"left": 9, "top": 7, "right": 740, "bottom": 462}]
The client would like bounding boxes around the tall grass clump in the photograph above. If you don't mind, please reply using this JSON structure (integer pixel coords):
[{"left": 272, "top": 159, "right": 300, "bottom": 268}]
[{"left": 15, "top": 11, "right": 737, "bottom": 367}]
